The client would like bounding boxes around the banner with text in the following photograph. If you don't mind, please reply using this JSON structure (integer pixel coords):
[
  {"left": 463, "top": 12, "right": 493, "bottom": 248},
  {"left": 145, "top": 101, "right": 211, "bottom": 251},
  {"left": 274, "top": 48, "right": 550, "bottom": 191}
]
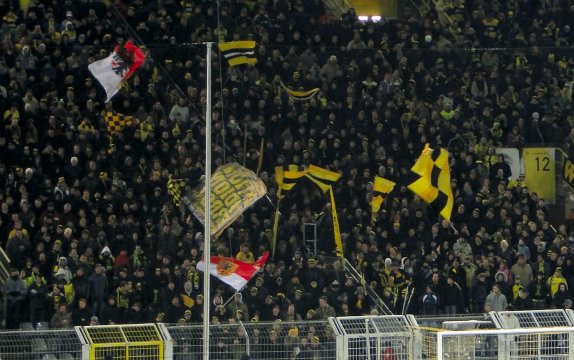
[{"left": 186, "top": 163, "right": 267, "bottom": 238}]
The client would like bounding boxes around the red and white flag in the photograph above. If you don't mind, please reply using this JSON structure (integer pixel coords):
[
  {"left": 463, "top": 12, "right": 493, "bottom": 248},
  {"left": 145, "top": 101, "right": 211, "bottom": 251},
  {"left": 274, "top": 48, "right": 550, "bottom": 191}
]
[
  {"left": 197, "top": 252, "right": 269, "bottom": 291},
  {"left": 88, "top": 41, "right": 145, "bottom": 102}
]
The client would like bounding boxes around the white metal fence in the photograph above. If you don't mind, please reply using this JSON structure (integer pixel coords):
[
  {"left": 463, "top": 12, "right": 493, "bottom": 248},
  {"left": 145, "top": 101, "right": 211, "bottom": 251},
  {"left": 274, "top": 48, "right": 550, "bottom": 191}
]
[
  {"left": 329, "top": 315, "right": 416, "bottom": 359},
  {"left": 0, "top": 328, "right": 82, "bottom": 360},
  {"left": 0, "top": 311, "right": 573, "bottom": 359},
  {"left": 164, "top": 320, "right": 336, "bottom": 360}
]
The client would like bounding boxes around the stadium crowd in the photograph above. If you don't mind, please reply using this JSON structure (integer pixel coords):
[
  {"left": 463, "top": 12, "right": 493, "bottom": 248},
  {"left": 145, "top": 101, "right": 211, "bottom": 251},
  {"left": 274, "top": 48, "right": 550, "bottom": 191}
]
[{"left": 1, "top": 0, "right": 574, "bottom": 343}]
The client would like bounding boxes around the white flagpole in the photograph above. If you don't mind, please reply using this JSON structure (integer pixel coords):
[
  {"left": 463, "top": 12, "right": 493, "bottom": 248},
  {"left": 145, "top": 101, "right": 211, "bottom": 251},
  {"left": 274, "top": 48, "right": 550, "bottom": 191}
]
[{"left": 202, "top": 42, "right": 213, "bottom": 360}]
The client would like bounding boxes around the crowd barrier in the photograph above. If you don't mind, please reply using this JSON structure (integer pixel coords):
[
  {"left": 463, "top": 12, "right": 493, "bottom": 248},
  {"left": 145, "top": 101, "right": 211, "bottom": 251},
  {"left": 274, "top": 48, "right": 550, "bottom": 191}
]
[{"left": 1, "top": 310, "right": 574, "bottom": 359}]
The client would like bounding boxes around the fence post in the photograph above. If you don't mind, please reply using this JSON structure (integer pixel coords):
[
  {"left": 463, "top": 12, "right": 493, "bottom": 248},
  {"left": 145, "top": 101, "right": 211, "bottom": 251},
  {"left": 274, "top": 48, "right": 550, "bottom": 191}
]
[
  {"left": 436, "top": 332, "right": 443, "bottom": 360},
  {"left": 156, "top": 323, "right": 174, "bottom": 360},
  {"left": 238, "top": 321, "right": 249, "bottom": 356}
]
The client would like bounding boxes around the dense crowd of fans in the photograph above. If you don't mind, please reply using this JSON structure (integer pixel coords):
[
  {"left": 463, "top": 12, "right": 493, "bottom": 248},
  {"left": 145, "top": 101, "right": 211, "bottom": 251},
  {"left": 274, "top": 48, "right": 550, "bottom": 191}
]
[{"left": 1, "top": 0, "right": 574, "bottom": 342}]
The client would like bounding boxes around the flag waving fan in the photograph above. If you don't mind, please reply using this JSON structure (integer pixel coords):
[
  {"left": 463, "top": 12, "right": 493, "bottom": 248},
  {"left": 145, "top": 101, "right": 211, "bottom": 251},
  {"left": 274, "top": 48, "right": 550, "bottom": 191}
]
[
  {"left": 88, "top": 41, "right": 145, "bottom": 102},
  {"left": 197, "top": 252, "right": 269, "bottom": 291}
]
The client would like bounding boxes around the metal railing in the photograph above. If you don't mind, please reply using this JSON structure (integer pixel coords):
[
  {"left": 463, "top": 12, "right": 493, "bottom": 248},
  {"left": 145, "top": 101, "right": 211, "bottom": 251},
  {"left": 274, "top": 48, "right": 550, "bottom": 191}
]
[
  {"left": 0, "top": 247, "right": 11, "bottom": 286},
  {"left": 164, "top": 320, "right": 336, "bottom": 360},
  {"left": 343, "top": 258, "right": 393, "bottom": 315},
  {"left": 0, "top": 328, "right": 82, "bottom": 360},
  {"left": 0, "top": 311, "right": 574, "bottom": 359}
]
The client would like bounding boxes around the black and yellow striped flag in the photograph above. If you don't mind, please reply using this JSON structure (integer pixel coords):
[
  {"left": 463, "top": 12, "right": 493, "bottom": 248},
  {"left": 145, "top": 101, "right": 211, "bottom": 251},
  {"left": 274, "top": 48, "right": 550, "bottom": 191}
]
[
  {"left": 304, "top": 165, "right": 344, "bottom": 259},
  {"left": 280, "top": 81, "right": 320, "bottom": 101},
  {"left": 104, "top": 111, "right": 139, "bottom": 134},
  {"left": 272, "top": 164, "right": 305, "bottom": 257},
  {"left": 275, "top": 164, "right": 305, "bottom": 193},
  {"left": 167, "top": 178, "right": 186, "bottom": 207},
  {"left": 407, "top": 144, "right": 454, "bottom": 221},
  {"left": 218, "top": 41, "right": 257, "bottom": 66},
  {"left": 371, "top": 176, "right": 396, "bottom": 221},
  {"left": 304, "top": 164, "right": 342, "bottom": 193}
]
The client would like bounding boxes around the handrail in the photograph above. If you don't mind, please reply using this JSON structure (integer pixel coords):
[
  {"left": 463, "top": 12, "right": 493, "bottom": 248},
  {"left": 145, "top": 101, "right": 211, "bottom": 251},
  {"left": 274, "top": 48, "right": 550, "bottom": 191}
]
[{"left": 343, "top": 258, "right": 393, "bottom": 315}]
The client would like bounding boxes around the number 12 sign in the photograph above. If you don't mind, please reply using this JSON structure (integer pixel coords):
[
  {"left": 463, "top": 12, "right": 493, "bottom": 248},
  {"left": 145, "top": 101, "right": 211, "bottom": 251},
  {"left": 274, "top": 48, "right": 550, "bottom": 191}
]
[{"left": 523, "top": 148, "right": 556, "bottom": 204}]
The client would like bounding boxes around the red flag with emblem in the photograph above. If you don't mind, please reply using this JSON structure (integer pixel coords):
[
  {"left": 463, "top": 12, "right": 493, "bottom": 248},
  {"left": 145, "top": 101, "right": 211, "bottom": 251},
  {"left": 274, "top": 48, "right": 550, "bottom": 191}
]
[{"left": 197, "top": 252, "right": 269, "bottom": 291}]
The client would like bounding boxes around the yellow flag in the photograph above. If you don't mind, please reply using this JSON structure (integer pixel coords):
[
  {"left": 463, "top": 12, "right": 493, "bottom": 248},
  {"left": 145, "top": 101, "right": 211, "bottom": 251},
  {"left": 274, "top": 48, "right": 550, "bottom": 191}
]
[
  {"left": 329, "top": 185, "right": 344, "bottom": 259},
  {"left": 371, "top": 176, "right": 396, "bottom": 216},
  {"left": 280, "top": 81, "right": 320, "bottom": 101},
  {"left": 305, "top": 164, "right": 342, "bottom": 193},
  {"left": 218, "top": 41, "right": 257, "bottom": 66},
  {"left": 272, "top": 165, "right": 305, "bottom": 257},
  {"left": 407, "top": 144, "right": 454, "bottom": 221}
]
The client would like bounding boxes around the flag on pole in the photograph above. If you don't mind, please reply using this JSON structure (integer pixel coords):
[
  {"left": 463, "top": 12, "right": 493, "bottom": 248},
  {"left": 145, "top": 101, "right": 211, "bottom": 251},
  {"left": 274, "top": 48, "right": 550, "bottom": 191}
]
[
  {"left": 280, "top": 81, "right": 320, "bottom": 101},
  {"left": 272, "top": 165, "right": 305, "bottom": 257},
  {"left": 197, "top": 252, "right": 269, "bottom": 291},
  {"left": 103, "top": 111, "right": 140, "bottom": 134},
  {"left": 275, "top": 164, "right": 305, "bottom": 194},
  {"left": 167, "top": 178, "right": 187, "bottom": 207},
  {"left": 304, "top": 164, "right": 342, "bottom": 193},
  {"left": 218, "top": 41, "right": 257, "bottom": 66},
  {"left": 371, "top": 176, "right": 396, "bottom": 221},
  {"left": 303, "top": 165, "right": 344, "bottom": 259},
  {"left": 88, "top": 41, "right": 145, "bottom": 102},
  {"left": 407, "top": 144, "right": 454, "bottom": 221}
]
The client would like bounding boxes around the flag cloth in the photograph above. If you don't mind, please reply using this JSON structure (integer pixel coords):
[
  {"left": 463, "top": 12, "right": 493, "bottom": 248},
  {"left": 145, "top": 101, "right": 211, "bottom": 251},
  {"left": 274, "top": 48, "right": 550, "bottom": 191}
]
[
  {"left": 218, "top": 41, "right": 257, "bottom": 66},
  {"left": 275, "top": 164, "right": 306, "bottom": 194},
  {"left": 328, "top": 185, "right": 344, "bottom": 259},
  {"left": 167, "top": 178, "right": 187, "bottom": 207},
  {"left": 563, "top": 157, "right": 574, "bottom": 190},
  {"left": 185, "top": 163, "right": 267, "bottom": 238},
  {"left": 305, "top": 164, "right": 342, "bottom": 193},
  {"left": 104, "top": 111, "right": 140, "bottom": 134},
  {"left": 280, "top": 81, "right": 320, "bottom": 101},
  {"left": 371, "top": 176, "right": 396, "bottom": 219},
  {"left": 180, "top": 294, "right": 194, "bottom": 308},
  {"left": 88, "top": 41, "right": 145, "bottom": 102},
  {"left": 407, "top": 144, "right": 454, "bottom": 221},
  {"left": 303, "top": 165, "right": 343, "bottom": 259},
  {"left": 272, "top": 165, "right": 306, "bottom": 257},
  {"left": 197, "top": 252, "right": 269, "bottom": 291}
]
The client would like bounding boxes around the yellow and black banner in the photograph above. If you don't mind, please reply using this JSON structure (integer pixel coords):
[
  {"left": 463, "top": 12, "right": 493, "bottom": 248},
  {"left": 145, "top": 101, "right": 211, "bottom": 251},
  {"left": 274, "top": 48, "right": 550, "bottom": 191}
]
[
  {"left": 304, "top": 165, "right": 344, "bottom": 259},
  {"left": 272, "top": 165, "right": 305, "bottom": 257},
  {"left": 280, "top": 81, "right": 320, "bottom": 101},
  {"left": 218, "top": 41, "right": 257, "bottom": 67},
  {"left": 167, "top": 178, "right": 186, "bottom": 207},
  {"left": 407, "top": 144, "right": 454, "bottom": 221},
  {"left": 104, "top": 111, "right": 139, "bottom": 134},
  {"left": 187, "top": 163, "right": 267, "bottom": 238},
  {"left": 272, "top": 164, "right": 344, "bottom": 259},
  {"left": 371, "top": 176, "right": 396, "bottom": 222}
]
